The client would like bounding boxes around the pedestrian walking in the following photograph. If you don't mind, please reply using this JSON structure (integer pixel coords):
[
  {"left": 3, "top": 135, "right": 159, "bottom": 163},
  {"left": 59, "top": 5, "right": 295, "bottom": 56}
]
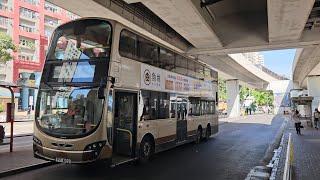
[
  {"left": 314, "top": 108, "right": 319, "bottom": 130},
  {"left": 292, "top": 109, "right": 302, "bottom": 135}
]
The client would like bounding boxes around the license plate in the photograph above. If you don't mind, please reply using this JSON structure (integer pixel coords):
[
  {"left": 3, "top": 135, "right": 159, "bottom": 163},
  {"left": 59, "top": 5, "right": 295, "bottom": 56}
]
[{"left": 55, "top": 157, "right": 71, "bottom": 164}]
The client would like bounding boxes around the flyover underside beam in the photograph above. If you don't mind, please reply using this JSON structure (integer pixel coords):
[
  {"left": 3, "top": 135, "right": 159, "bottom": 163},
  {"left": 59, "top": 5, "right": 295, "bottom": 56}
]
[
  {"left": 293, "top": 46, "right": 320, "bottom": 88},
  {"left": 307, "top": 76, "right": 320, "bottom": 113},
  {"left": 127, "top": 0, "right": 223, "bottom": 49},
  {"left": 199, "top": 54, "right": 268, "bottom": 89},
  {"left": 188, "top": 30, "right": 320, "bottom": 55},
  {"left": 267, "top": 0, "right": 315, "bottom": 42}
]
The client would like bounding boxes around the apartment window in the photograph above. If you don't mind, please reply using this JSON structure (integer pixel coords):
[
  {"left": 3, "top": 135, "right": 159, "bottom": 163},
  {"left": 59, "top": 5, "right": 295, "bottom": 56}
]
[
  {"left": 18, "top": 54, "right": 35, "bottom": 62},
  {"left": 21, "top": 0, "right": 39, "bottom": 6},
  {"left": 20, "top": 7, "right": 38, "bottom": 19},
  {"left": 44, "top": 2, "right": 59, "bottom": 13},
  {"left": 19, "top": 24, "right": 36, "bottom": 33},
  {"left": 0, "top": 16, "right": 10, "bottom": 27},
  {"left": 44, "top": 16, "right": 59, "bottom": 26},
  {"left": 19, "top": 38, "right": 35, "bottom": 49},
  {"left": 66, "top": 11, "right": 79, "bottom": 20},
  {"left": 44, "top": 30, "right": 52, "bottom": 37},
  {"left": 0, "top": 0, "right": 11, "bottom": 11}
]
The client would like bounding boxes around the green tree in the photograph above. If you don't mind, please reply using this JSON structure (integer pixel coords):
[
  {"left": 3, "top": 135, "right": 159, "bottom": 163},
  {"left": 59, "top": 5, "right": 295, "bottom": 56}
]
[
  {"left": 0, "top": 32, "right": 17, "bottom": 63},
  {"left": 240, "top": 86, "right": 251, "bottom": 102},
  {"left": 218, "top": 78, "right": 226, "bottom": 101},
  {"left": 252, "top": 90, "right": 274, "bottom": 106}
]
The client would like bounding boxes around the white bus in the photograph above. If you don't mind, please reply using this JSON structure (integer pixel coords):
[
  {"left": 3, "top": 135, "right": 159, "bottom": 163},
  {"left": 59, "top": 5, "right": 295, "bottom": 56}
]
[{"left": 33, "top": 18, "right": 219, "bottom": 165}]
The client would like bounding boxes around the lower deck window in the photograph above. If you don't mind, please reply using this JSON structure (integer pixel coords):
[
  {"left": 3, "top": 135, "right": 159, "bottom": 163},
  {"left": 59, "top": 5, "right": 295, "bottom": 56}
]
[{"left": 141, "top": 91, "right": 170, "bottom": 120}]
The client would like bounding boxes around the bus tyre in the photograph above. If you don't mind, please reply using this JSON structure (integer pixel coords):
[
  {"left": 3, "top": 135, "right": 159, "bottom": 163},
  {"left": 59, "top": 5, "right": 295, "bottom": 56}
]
[
  {"left": 205, "top": 125, "right": 211, "bottom": 140},
  {"left": 139, "top": 137, "right": 154, "bottom": 163},
  {"left": 195, "top": 128, "right": 202, "bottom": 144}
]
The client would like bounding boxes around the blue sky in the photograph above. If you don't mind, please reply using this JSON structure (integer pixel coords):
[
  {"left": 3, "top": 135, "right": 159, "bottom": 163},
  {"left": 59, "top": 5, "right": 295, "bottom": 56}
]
[{"left": 260, "top": 49, "right": 296, "bottom": 79}]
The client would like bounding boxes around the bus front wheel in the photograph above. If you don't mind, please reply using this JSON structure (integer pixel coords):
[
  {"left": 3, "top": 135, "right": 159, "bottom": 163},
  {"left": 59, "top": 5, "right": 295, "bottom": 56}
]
[{"left": 139, "top": 137, "right": 154, "bottom": 163}]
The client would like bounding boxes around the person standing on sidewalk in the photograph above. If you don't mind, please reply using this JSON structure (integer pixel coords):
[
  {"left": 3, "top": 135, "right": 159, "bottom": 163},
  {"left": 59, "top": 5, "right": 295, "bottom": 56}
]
[
  {"left": 314, "top": 108, "right": 319, "bottom": 130},
  {"left": 292, "top": 109, "right": 302, "bottom": 135}
]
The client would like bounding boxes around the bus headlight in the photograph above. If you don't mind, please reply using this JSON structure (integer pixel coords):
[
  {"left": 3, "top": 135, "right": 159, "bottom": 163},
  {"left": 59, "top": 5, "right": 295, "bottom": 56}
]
[
  {"left": 33, "top": 136, "right": 42, "bottom": 146},
  {"left": 83, "top": 141, "right": 106, "bottom": 160}
]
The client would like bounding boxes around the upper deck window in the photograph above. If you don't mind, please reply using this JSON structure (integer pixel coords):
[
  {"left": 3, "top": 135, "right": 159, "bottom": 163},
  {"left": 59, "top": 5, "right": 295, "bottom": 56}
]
[
  {"left": 45, "top": 19, "right": 112, "bottom": 85},
  {"left": 48, "top": 19, "right": 112, "bottom": 61}
]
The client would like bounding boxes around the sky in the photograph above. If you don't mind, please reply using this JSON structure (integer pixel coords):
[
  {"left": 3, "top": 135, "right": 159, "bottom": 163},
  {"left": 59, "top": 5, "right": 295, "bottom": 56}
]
[{"left": 260, "top": 49, "right": 296, "bottom": 79}]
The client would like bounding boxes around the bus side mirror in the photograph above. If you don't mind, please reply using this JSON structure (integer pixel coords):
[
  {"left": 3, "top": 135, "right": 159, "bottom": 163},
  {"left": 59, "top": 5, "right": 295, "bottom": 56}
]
[{"left": 98, "top": 86, "right": 105, "bottom": 99}]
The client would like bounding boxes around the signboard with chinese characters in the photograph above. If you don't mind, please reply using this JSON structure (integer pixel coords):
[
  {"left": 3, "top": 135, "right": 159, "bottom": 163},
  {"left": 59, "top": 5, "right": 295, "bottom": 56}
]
[
  {"left": 141, "top": 64, "right": 165, "bottom": 91},
  {"left": 141, "top": 64, "right": 214, "bottom": 98}
]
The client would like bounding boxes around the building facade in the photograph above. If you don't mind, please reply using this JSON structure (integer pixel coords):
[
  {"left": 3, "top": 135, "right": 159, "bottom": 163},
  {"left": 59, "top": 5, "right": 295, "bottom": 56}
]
[
  {"left": 242, "top": 52, "right": 265, "bottom": 66},
  {"left": 0, "top": 0, "right": 79, "bottom": 110}
]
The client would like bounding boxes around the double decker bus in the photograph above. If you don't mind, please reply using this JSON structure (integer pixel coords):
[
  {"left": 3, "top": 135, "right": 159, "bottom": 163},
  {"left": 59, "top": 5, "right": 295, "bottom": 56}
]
[{"left": 33, "top": 18, "right": 219, "bottom": 165}]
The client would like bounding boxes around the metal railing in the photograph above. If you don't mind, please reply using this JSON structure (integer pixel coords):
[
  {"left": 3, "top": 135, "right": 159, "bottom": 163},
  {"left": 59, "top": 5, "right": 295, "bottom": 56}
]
[
  {"left": 19, "top": 24, "right": 37, "bottom": 33},
  {"left": 283, "top": 133, "right": 293, "bottom": 180},
  {"left": 44, "top": 1, "right": 61, "bottom": 14},
  {"left": 0, "top": 16, "right": 11, "bottom": 27},
  {"left": 20, "top": 0, "right": 39, "bottom": 6},
  {"left": 116, "top": 128, "right": 132, "bottom": 148},
  {"left": 260, "top": 66, "right": 289, "bottom": 80}
]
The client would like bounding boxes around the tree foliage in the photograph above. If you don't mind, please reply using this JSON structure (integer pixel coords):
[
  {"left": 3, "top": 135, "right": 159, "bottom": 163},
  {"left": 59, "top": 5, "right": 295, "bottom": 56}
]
[
  {"left": 240, "top": 86, "right": 274, "bottom": 106},
  {"left": 218, "top": 78, "right": 227, "bottom": 101},
  {"left": 218, "top": 78, "right": 274, "bottom": 106},
  {"left": 0, "top": 32, "right": 17, "bottom": 63}
]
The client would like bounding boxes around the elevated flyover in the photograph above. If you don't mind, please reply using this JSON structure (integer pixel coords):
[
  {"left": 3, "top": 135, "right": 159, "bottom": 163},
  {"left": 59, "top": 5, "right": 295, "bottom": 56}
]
[
  {"left": 48, "top": 0, "right": 319, "bottom": 116},
  {"left": 47, "top": 0, "right": 285, "bottom": 89}
]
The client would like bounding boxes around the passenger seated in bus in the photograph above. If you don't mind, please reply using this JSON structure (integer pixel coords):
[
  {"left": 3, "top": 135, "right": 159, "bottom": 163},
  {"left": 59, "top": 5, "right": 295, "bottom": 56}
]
[
  {"left": 189, "top": 108, "right": 193, "bottom": 116},
  {"left": 84, "top": 90, "right": 102, "bottom": 130},
  {"left": 54, "top": 36, "right": 68, "bottom": 60}
]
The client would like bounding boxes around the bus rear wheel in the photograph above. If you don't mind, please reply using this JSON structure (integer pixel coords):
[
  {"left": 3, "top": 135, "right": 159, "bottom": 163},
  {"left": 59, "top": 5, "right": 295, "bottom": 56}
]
[
  {"left": 139, "top": 137, "right": 154, "bottom": 163},
  {"left": 205, "top": 125, "right": 211, "bottom": 140}
]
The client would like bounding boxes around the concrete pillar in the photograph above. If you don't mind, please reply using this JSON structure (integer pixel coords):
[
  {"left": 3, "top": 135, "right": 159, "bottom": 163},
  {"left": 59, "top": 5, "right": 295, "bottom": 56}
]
[
  {"left": 226, "top": 79, "right": 240, "bottom": 118},
  {"left": 307, "top": 76, "right": 320, "bottom": 113}
]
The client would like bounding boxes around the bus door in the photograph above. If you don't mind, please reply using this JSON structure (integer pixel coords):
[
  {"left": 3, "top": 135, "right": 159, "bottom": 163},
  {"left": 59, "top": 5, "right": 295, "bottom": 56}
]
[
  {"left": 176, "top": 97, "right": 188, "bottom": 142},
  {"left": 113, "top": 92, "right": 137, "bottom": 157}
]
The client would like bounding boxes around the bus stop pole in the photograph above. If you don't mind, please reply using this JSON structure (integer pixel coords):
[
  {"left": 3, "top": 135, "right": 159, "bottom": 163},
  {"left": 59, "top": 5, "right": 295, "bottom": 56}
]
[{"left": 8, "top": 87, "right": 14, "bottom": 152}]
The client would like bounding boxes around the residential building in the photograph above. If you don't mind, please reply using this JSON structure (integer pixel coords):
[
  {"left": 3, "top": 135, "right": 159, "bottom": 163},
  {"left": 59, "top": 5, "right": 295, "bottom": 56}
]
[
  {"left": 0, "top": 0, "right": 79, "bottom": 110},
  {"left": 242, "top": 52, "right": 265, "bottom": 66}
]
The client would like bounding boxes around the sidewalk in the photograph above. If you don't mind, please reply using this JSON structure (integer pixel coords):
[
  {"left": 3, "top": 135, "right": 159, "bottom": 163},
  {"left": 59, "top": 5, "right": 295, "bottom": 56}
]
[
  {"left": 219, "top": 113, "right": 275, "bottom": 124},
  {"left": 0, "top": 146, "right": 53, "bottom": 178},
  {"left": 0, "top": 111, "right": 35, "bottom": 122},
  {"left": 276, "top": 119, "right": 320, "bottom": 180},
  {"left": 1, "top": 120, "right": 33, "bottom": 137}
]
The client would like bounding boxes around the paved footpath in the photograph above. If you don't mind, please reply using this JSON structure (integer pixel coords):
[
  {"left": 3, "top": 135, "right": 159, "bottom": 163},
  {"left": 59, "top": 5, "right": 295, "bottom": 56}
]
[
  {"left": 290, "top": 122, "right": 320, "bottom": 180},
  {"left": 2, "top": 114, "right": 284, "bottom": 180},
  {"left": 275, "top": 118, "right": 320, "bottom": 180},
  {"left": 0, "top": 136, "right": 51, "bottom": 178}
]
